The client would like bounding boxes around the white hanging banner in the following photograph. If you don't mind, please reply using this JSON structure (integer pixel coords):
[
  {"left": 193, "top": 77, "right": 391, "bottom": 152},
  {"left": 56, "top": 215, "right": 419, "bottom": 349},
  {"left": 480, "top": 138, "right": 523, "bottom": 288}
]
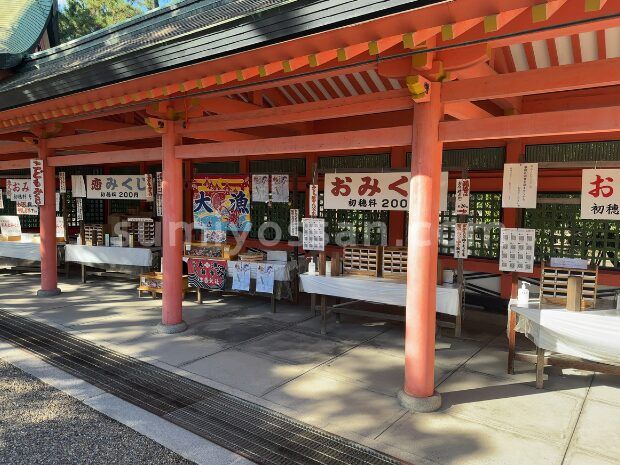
[
  {"left": 56, "top": 192, "right": 60, "bottom": 212},
  {"left": 580, "top": 169, "right": 620, "bottom": 219},
  {"left": 71, "top": 175, "right": 86, "bottom": 198},
  {"left": 86, "top": 175, "right": 151, "bottom": 200},
  {"left": 271, "top": 174, "right": 289, "bottom": 203},
  {"left": 502, "top": 163, "right": 538, "bottom": 208},
  {"left": 156, "top": 172, "right": 163, "bottom": 195},
  {"left": 454, "top": 223, "right": 469, "bottom": 259},
  {"left": 30, "top": 159, "right": 45, "bottom": 206},
  {"left": 289, "top": 209, "right": 299, "bottom": 237},
  {"left": 499, "top": 228, "right": 536, "bottom": 273},
  {"left": 0, "top": 215, "right": 21, "bottom": 236},
  {"left": 256, "top": 263, "right": 275, "bottom": 294},
  {"left": 252, "top": 174, "right": 269, "bottom": 203},
  {"left": 0, "top": 189, "right": 3, "bottom": 209},
  {"left": 440, "top": 171, "right": 449, "bottom": 212},
  {"left": 56, "top": 217, "right": 65, "bottom": 239},
  {"left": 76, "top": 198, "right": 84, "bottom": 221},
  {"left": 302, "top": 217, "right": 325, "bottom": 251},
  {"left": 16, "top": 203, "right": 38, "bottom": 216},
  {"left": 6, "top": 179, "right": 33, "bottom": 203},
  {"left": 231, "top": 261, "right": 251, "bottom": 292},
  {"left": 59, "top": 172, "right": 66, "bottom": 194},
  {"left": 144, "top": 174, "right": 154, "bottom": 201},
  {"left": 156, "top": 194, "right": 163, "bottom": 217},
  {"left": 455, "top": 179, "right": 471, "bottom": 215},
  {"left": 309, "top": 185, "right": 319, "bottom": 217}
]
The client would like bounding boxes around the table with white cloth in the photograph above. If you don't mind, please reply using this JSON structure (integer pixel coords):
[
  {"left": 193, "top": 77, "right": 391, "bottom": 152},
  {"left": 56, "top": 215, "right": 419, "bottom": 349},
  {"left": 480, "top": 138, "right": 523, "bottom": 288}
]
[
  {"left": 299, "top": 273, "right": 462, "bottom": 335},
  {"left": 65, "top": 244, "right": 157, "bottom": 282},
  {"left": 508, "top": 298, "right": 620, "bottom": 388},
  {"left": 0, "top": 241, "right": 64, "bottom": 268}
]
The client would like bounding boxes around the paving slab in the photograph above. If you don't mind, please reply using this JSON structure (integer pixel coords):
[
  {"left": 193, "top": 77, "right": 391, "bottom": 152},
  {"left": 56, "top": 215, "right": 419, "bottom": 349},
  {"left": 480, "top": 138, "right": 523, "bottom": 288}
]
[
  {"left": 569, "top": 399, "right": 620, "bottom": 463},
  {"left": 264, "top": 369, "right": 407, "bottom": 438},
  {"left": 238, "top": 329, "right": 353, "bottom": 365},
  {"left": 182, "top": 349, "right": 312, "bottom": 397},
  {"left": 190, "top": 314, "right": 285, "bottom": 345},
  {"left": 294, "top": 315, "right": 392, "bottom": 342},
  {"left": 562, "top": 449, "right": 620, "bottom": 465},
  {"left": 378, "top": 411, "right": 565, "bottom": 465},
  {"left": 236, "top": 302, "right": 314, "bottom": 324},
  {"left": 588, "top": 373, "right": 620, "bottom": 407}
]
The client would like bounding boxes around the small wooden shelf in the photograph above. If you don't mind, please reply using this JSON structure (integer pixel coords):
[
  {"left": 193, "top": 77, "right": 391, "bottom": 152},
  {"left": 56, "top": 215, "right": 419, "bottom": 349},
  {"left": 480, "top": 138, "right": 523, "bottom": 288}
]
[
  {"left": 540, "top": 261, "right": 598, "bottom": 309},
  {"left": 343, "top": 245, "right": 382, "bottom": 277},
  {"left": 382, "top": 246, "right": 407, "bottom": 278}
]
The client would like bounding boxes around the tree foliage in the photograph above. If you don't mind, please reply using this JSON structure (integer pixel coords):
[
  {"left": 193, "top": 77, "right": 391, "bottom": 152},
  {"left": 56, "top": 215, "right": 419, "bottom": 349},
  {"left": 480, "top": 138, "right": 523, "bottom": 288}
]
[{"left": 59, "top": 0, "right": 160, "bottom": 42}]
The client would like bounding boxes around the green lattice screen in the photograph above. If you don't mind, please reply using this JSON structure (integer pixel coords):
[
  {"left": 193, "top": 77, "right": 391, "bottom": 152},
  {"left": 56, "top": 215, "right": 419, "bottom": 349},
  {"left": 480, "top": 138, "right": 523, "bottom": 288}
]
[
  {"left": 249, "top": 192, "right": 305, "bottom": 241},
  {"left": 525, "top": 141, "right": 620, "bottom": 163},
  {"left": 58, "top": 167, "right": 105, "bottom": 226},
  {"left": 193, "top": 161, "right": 240, "bottom": 174},
  {"left": 438, "top": 192, "right": 502, "bottom": 258},
  {"left": 109, "top": 165, "right": 141, "bottom": 214},
  {"left": 407, "top": 147, "right": 506, "bottom": 170},
  {"left": 319, "top": 153, "right": 390, "bottom": 170},
  {"left": 524, "top": 193, "right": 620, "bottom": 269},
  {"left": 250, "top": 158, "right": 305, "bottom": 175}
]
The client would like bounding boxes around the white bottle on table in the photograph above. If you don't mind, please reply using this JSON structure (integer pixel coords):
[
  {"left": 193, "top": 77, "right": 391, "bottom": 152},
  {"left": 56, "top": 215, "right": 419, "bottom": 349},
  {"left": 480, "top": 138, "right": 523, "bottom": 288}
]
[
  {"left": 308, "top": 258, "right": 316, "bottom": 275},
  {"left": 517, "top": 282, "right": 530, "bottom": 306}
]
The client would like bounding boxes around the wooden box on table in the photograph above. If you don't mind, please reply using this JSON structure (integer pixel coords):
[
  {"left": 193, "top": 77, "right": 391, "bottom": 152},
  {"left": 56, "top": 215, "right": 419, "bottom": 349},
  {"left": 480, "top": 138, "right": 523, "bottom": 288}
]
[
  {"left": 342, "top": 245, "right": 382, "bottom": 277},
  {"left": 539, "top": 261, "right": 598, "bottom": 310},
  {"left": 138, "top": 272, "right": 190, "bottom": 298},
  {"left": 183, "top": 242, "right": 236, "bottom": 260},
  {"left": 382, "top": 246, "right": 407, "bottom": 280},
  {"left": 83, "top": 224, "right": 104, "bottom": 246}
]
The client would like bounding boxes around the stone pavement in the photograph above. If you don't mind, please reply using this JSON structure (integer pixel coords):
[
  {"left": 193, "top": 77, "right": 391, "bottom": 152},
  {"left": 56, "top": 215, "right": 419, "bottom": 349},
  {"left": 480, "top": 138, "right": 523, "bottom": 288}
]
[{"left": 1, "top": 271, "right": 619, "bottom": 465}]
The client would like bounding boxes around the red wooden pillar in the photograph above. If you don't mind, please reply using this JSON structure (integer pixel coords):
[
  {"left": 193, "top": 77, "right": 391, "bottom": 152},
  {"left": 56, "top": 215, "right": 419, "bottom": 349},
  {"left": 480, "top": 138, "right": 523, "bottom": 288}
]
[
  {"left": 389, "top": 146, "right": 407, "bottom": 246},
  {"left": 399, "top": 82, "right": 443, "bottom": 412},
  {"left": 159, "top": 122, "right": 186, "bottom": 333},
  {"left": 37, "top": 138, "right": 61, "bottom": 296}
]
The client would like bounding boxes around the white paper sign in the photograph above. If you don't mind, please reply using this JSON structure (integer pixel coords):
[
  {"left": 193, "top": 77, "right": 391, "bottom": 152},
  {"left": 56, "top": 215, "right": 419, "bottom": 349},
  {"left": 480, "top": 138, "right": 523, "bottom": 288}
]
[
  {"left": 86, "top": 175, "right": 151, "bottom": 200},
  {"left": 156, "top": 194, "right": 163, "bottom": 217},
  {"left": 499, "top": 228, "right": 536, "bottom": 273},
  {"left": 30, "top": 159, "right": 45, "bottom": 206},
  {"left": 156, "top": 172, "right": 163, "bottom": 195},
  {"left": 0, "top": 215, "right": 21, "bottom": 236},
  {"left": 231, "top": 261, "right": 251, "bottom": 291},
  {"left": 502, "top": 163, "right": 538, "bottom": 208},
  {"left": 580, "top": 169, "right": 620, "bottom": 219},
  {"left": 271, "top": 175, "right": 289, "bottom": 203},
  {"left": 289, "top": 209, "right": 299, "bottom": 237},
  {"left": 309, "top": 185, "right": 319, "bottom": 217},
  {"left": 440, "top": 171, "right": 449, "bottom": 212},
  {"left": 17, "top": 203, "right": 38, "bottom": 216},
  {"left": 56, "top": 192, "right": 60, "bottom": 212},
  {"left": 256, "top": 263, "right": 275, "bottom": 294},
  {"left": 454, "top": 223, "right": 469, "bottom": 259},
  {"left": 6, "top": 179, "right": 33, "bottom": 203},
  {"left": 455, "top": 179, "right": 470, "bottom": 215},
  {"left": 144, "top": 174, "right": 154, "bottom": 201},
  {"left": 324, "top": 173, "right": 410, "bottom": 211},
  {"left": 59, "top": 172, "right": 66, "bottom": 194},
  {"left": 252, "top": 175, "right": 269, "bottom": 203},
  {"left": 56, "top": 217, "right": 65, "bottom": 239},
  {"left": 0, "top": 189, "right": 3, "bottom": 210},
  {"left": 71, "top": 175, "right": 86, "bottom": 198},
  {"left": 302, "top": 217, "right": 325, "bottom": 251},
  {"left": 76, "top": 198, "right": 84, "bottom": 221}
]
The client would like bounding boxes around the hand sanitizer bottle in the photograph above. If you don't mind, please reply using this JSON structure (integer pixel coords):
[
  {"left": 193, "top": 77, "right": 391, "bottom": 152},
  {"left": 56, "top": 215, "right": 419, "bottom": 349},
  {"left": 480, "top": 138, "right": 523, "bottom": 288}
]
[
  {"left": 517, "top": 282, "right": 530, "bottom": 306},
  {"left": 308, "top": 258, "right": 316, "bottom": 275}
]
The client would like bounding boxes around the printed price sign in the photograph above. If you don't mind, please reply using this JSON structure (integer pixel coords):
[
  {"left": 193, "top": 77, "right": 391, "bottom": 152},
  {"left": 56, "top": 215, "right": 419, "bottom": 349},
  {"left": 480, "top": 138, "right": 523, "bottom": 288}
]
[{"left": 581, "top": 169, "right": 620, "bottom": 219}]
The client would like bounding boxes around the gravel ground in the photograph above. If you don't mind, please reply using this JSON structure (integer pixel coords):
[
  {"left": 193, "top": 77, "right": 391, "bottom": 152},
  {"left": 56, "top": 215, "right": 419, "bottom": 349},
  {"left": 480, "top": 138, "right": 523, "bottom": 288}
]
[{"left": 0, "top": 358, "right": 195, "bottom": 465}]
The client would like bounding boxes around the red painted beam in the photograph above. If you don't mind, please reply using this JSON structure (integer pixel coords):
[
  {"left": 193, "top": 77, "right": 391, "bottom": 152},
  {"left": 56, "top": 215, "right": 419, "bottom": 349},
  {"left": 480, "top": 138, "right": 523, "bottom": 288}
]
[
  {"left": 176, "top": 126, "right": 412, "bottom": 159},
  {"left": 47, "top": 147, "right": 162, "bottom": 167},
  {"left": 440, "top": 105, "right": 620, "bottom": 141},
  {"left": 442, "top": 57, "right": 620, "bottom": 102},
  {"left": 48, "top": 126, "right": 154, "bottom": 148},
  {"left": 0, "top": 158, "right": 31, "bottom": 170},
  {"left": 0, "top": 142, "right": 37, "bottom": 155}
]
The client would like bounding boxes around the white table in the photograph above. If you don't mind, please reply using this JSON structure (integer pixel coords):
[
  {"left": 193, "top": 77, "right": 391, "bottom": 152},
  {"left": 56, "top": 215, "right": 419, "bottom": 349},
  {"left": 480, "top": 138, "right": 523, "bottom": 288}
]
[
  {"left": 508, "top": 299, "right": 620, "bottom": 387},
  {"left": 300, "top": 273, "right": 462, "bottom": 335},
  {"left": 0, "top": 242, "right": 41, "bottom": 262},
  {"left": 65, "top": 245, "right": 155, "bottom": 281}
]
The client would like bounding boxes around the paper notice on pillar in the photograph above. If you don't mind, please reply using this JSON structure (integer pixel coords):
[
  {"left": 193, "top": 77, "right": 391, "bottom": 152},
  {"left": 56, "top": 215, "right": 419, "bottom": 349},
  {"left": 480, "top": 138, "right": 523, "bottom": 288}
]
[
  {"left": 156, "top": 194, "right": 163, "bottom": 217},
  {"left": 271, "top": 175, "right": 289, "bottom": 203},
  {"left": 16, "top": 203, "right": 38, "bottom": 215},
  {"left": 71, "top": 175, "right": 86, "bottom": 198},
  {"left": 30, "top": 159, "right": 45, "bottom": 206},
  {"left": 302, "top": 217, "right": 325, "bottom": 251},
  {"left": 231, "top": 261, "right": 251, "bottom": 292},
  {"left": 256, "top": 263, "right": 275, "bottom": 294},
  {"left": 56, "top": 217, "right": 65, "bottom": 239},
  {"left": 56, "top": 192, "right": 61, "bottom": 212},
  {"left": 0, "top": 216, "right": 21, "bottom": 236},
  {"left": 76, "top": 198, "right": 84, "bottom": 221},
  {"left": 455, "top": 179, "right": 471, "bottom": 215},
  {"left": 59, "top": 172, "right": 66, "bottom": 194},
  {"left": 289, "top": 209, "right": 299, "bottom": 237},
  {"left": 156, "top": 172, "right": 162, "bottom": 195},
  {"left": 454, "top": 223, "right": 469, "bottom": 259},
  {"left": 144, "top": 174, "right": 154, "bottom": 201},
  {"left": 252, "top": 175, "right": 269, "bottom": 203},
  {"left": 0, "top": 189, "right": 3, "bottom": 210},
  {"left": 580, "top": 169, "right": 620, "bottom": 219},
  {"left": 309, "top": 185, "right": 319, "bottom": 217},
  {"left": 502, "top": 163, "right": 538, "bottom": 208},
  {"left": 439, "top": 171, "right": 449, "bottom": 212},
  {"left": 499, "top": 228, "right": 536, "bottom": 273},
  {"left": 6, "top": 179, "right": 33, "bottom": 203}
]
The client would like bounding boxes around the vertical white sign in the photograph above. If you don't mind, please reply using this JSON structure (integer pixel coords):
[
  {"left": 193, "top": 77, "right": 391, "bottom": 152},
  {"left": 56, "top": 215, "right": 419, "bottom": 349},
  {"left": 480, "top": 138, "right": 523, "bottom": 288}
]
[
  {"left": 76, "top": 198, "right": 84, "bottom": 221},
  {"left": 71, "top": 175, "right": 86, "bottom": 198},
  {"left": 289, "top": 209, "right": 299, "bottom": 237},
  {"left": 56, "top": 192, "right": 60, "bottom": 212},
  {"left": 252, "top": 175, "right": 269, "bottom": 203},
  {"left": 0, "top": 189, "right": 3, "bottom": 209},
  {"left": 440, "top": 171, "right": 449, "bottom": 212},
  {"left": 30, "top": 159, "right": 45, "bottom": 206},
  {"left": 580, "top": 169, "right": 620, "bottom": 219},
  {"left": 454, "top": 223, "right": 469, "bottom": 259},
  {"left": 309, "top": 185, "right": 319, "bottom": 217},
  {"left": 144, "top": 174, "right": 154, "bottom": 201},
  {"left": 502, "top": 163, "right": 538, "bottom": 208},
  {"left": 271, "top": 174, "right": 289, "bottom": 203},
  {"left": 455, "top": 179, "right": 470, "bottom": 215},
  {"left": 156, "top": 172, "right": 163, "bottom": 195},
  {"left": 59, "top": 172, "right": 67, "bottom": 194},
  {"left": 56, "top": 217, "right": 65, "bottom": 239}
]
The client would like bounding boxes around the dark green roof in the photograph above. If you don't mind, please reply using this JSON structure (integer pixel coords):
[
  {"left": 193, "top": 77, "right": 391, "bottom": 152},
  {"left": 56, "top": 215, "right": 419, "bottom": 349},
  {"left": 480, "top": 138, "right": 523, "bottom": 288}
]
[{"left": 0, "top": 0, "right": 56, "bottom": 69}]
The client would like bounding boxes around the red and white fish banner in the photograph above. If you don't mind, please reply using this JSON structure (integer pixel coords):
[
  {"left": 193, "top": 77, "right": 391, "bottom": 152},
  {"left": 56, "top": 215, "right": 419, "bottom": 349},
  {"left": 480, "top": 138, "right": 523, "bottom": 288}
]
[
  {"left": 455, "top": 179, "right": 470, "bottom": 215},
  {"left": 6, "top": 179, "right": 33, "bottom": 203},
  {"left": 188, "top": 258, "right": 228, "bottom": 290},
  {"left": 309, "top": 185, "right": 319, "bottom": 217},
  {"left": 59, "top": 172, "right": 66, "bottom": 194},
  {"left": 30, "top": 159, "right": 45, "bottom": 206},
  {"left": 581, "top": 169, "right": 620, "bottom": 220}
]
